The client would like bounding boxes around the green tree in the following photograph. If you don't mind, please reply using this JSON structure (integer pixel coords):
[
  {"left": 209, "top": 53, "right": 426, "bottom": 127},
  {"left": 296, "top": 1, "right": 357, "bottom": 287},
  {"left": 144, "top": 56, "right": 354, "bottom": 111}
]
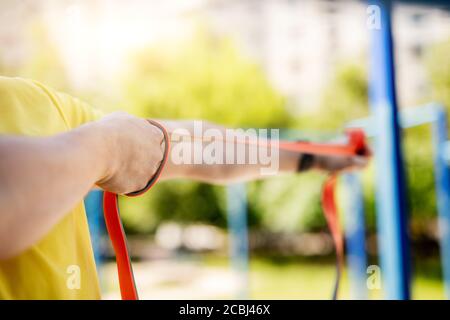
[
  {"left": 425, "top": 39, "right": 450, "bottom": 111},
  {"left": 123, "top": 28, "right": 289, "bottom": 128},
  {"left": 119, "top": 36, "right": 448, "bottom": 234},
  {"left": 119, "top": 28, "right": 291, "bottom": 233},
  {"left": 20, "top": 22, "right": 69, "bottom": 91}
]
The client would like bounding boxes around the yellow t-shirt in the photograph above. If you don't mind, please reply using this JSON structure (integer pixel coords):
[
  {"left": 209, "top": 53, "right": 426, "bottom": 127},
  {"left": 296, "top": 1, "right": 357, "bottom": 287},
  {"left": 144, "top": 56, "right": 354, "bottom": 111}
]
[{"left": 0, "top": 76, "right": 104, "bottom": 299}]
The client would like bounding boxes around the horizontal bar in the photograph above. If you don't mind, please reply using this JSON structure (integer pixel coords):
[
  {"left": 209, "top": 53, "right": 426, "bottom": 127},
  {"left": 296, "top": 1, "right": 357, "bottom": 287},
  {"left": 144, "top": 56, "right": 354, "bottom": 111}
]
[{"left": 347, "top": 103, "right": 444, "bottom": 137}]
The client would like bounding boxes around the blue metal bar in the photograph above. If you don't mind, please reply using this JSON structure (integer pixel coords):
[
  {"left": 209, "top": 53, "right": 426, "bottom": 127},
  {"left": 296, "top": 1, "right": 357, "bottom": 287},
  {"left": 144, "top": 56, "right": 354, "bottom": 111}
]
[
  {"left": 343, "top": 173, "right": 368, "bottom": 299},
  {"left": 349, "top": 102, "right": 450, "bottom": 298},
  {"left": 442, "top": 141, "right": 450, "bottom": 164},
  {"left": 226, "top": 183, "right": 250, "bottom": 299},
  {"left": 431, "top": 106, "right": 450, "bottom": 298},
  {"left": 348, "top": 103, "right": 440, "bottom": 135},
  {"left": 84, "top": 189, "right": 106, "bottom": 273},
  {"left": 368, "top": 0, "right": 410, "bottom": 299}
]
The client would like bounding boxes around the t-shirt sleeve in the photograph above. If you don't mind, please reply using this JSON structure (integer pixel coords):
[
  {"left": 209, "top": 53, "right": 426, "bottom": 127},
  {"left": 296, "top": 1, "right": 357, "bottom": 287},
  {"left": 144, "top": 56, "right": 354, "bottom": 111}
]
[
  {"left": 54, "top": 91, "right": 105, "bottom": 129},
  {"left": 31, "top": 79, "right": 105, "bottom": 130}
]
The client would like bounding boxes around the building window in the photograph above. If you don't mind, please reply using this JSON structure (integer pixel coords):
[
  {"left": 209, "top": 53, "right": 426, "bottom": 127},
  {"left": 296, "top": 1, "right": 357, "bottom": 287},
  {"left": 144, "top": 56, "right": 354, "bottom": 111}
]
[
  {"left": 410, "top": 12, "right": 427, "bottom": 26},
  {"left": 411, "top": 43, "right": 424, "bottom": 59}
]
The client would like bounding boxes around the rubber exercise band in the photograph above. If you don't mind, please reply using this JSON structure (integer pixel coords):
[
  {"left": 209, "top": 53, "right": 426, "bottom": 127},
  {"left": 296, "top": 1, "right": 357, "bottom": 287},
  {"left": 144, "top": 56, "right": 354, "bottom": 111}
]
[
  {"left": 102, "top": 124, "right": 368, "bottom": 300},
  {"left": 103, "top": 119, "right": 170, "bottom": 300}
]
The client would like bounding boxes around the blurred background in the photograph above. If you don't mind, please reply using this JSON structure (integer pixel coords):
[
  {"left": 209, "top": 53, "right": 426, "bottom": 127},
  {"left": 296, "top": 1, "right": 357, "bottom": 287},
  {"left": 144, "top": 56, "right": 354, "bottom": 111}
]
[{"left": 1, "top": 0, "right": 449, "bottom": 299}]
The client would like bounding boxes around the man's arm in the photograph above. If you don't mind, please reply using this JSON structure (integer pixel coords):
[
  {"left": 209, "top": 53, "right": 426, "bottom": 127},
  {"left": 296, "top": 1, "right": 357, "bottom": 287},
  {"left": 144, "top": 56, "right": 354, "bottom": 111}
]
[
  {"left": 0, "top": 114, "right": 367, "bottom": 260},
  {"left": 159, "top": 120, "right": 368, "bottom": 184},
  {"left": 0, "top": 112, "right": 164, "bottom": 259}
]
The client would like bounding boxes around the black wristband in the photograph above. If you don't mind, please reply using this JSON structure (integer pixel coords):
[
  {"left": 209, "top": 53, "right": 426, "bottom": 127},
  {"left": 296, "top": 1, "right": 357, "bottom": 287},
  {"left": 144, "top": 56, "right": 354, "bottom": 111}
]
[{"left": 297, "top": 154, "right": 315, "bottom": 172}]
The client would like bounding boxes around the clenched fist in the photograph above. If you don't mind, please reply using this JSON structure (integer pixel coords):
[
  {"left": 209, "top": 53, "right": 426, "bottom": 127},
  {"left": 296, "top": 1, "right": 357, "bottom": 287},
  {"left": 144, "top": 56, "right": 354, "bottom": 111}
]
[{"left": 95, "top": 112, "right": 165, "bottom": 194}]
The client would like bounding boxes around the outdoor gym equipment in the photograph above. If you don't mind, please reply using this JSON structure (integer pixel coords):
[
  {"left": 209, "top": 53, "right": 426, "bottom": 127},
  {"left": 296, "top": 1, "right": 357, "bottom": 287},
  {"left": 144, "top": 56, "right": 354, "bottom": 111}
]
[
  {"left": 345, "top": 103, "right": 450, "bottom": 299},
  {"left": 225, "top": 0, "right": 450, "bottom": 299},
  {"left": 97, "top": 126, "right": 368, "bottom": 300},
  {"left": 103, "top": 119, "right": 171, "bottom": 300},
  {"left": 83, "top": 0, "right": 448, "bottom": 301}
]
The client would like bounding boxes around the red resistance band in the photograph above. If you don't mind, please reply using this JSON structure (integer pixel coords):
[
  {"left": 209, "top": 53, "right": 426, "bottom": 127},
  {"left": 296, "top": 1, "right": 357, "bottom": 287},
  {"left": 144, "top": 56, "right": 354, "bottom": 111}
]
[
  {"left": 103, "top": 120, "right": 170, "bottom": 300},
  {"left": 102, "top": 124, "right": 369, "bottom": 300}
]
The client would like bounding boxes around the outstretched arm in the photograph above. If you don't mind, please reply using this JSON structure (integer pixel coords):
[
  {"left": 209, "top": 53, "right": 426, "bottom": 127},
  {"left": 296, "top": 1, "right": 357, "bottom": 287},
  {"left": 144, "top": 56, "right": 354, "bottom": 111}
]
[
  {"left": 0, "top": 114, "right": 368, "bottom": 259},
  {"left": 158, "top": 120, "right": 368, "bottom": 184}
]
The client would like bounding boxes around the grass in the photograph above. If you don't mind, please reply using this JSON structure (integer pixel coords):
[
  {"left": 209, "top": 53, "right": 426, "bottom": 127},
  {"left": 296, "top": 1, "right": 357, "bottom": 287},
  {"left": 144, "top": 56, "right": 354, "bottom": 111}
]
[
  {"left": 102, "top": 253, "right": 446, "bottom": 299},
  {"left": 204, "top": 254, "right": 446, "bottom": 299}
]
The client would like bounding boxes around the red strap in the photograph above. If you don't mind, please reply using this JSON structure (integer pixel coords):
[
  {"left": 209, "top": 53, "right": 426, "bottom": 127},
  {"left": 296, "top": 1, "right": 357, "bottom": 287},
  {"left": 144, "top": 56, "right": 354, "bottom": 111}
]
[
  {"left": 102, "top": 126, "right": 367, "bottom": 300},
  {"left": 321, "top": 129, "right": 369, "bottom": 299},
  {"left": 322, "top": 174, "right": 344, "bottom": 299},
  {"left": 103, "top": 191, "right": 139, "bottom": 300},
  {"left": 103, "top": 120, "right": 170, "bottom": 300}
]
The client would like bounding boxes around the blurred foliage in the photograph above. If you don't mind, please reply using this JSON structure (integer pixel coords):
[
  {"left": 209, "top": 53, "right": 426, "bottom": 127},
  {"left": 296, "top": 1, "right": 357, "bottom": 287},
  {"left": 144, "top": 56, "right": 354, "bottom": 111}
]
[
  {"left": 120, "top": 32, "right": 449, "bottom": 234},
  {"left": 425, "top": 39, "right": 450, "bottom": 110},
  {"left": 402, "top": 38, "right": 450, "bottom": 226},
  {"left": 119, "top": 30, "right": 372, "bottom": 233},
  {"left": 300, "top": 63, "right": 369, "bottom": 130},
  {"left": 120, "top": 181, "right": 228, "bottom": 234},
  {"left": 0, "top": 21, "right": 69, "bottom": 90},
  {"left": 122, "top": 27, "right": 290, "bottom": 128},
  {"left": 2, "top": 19, "right": 448, "bottom": 235},
  {"left": 21, "top": 22, "right": 69, "bottom": 91},
  {"left": 119, "top": 28, "right": 292, "bottom": 233},
  {"left": 247, "top": 173, "right": 327, "bottom": 232},
  {"left": 118, "top": 29, "right": 375, "bottom": 234}
]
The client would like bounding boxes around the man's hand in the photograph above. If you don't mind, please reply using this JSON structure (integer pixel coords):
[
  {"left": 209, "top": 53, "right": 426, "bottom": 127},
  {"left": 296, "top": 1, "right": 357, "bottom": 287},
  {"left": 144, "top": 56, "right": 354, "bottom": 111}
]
[
  {"left": 312, "top": 154, "right": 370, "bottom": 173},
  {"left": 95, "top": 112, "right": 165, "bottom": 195},
  {"left": 0, "top": 111, "right": 166, "bottom": 259}
]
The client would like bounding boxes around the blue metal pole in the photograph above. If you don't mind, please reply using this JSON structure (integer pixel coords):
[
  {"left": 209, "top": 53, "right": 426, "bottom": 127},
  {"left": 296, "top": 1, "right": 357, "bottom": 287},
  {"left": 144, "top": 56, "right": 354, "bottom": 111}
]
[
  {"left": 368, "top": 0, "right": 410, "bottom": 299},
  {"left": 84, "top": 189, "right": 106, "bottom": 273},
  {"left": 343, "top": 173, "right": 368, "bottom": 299},
  {"left": 431, "top": 105, "right": 450, "bottom": 298},
  {"left": 226, "top": 183, "right": 250, "bottom": 299}
]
